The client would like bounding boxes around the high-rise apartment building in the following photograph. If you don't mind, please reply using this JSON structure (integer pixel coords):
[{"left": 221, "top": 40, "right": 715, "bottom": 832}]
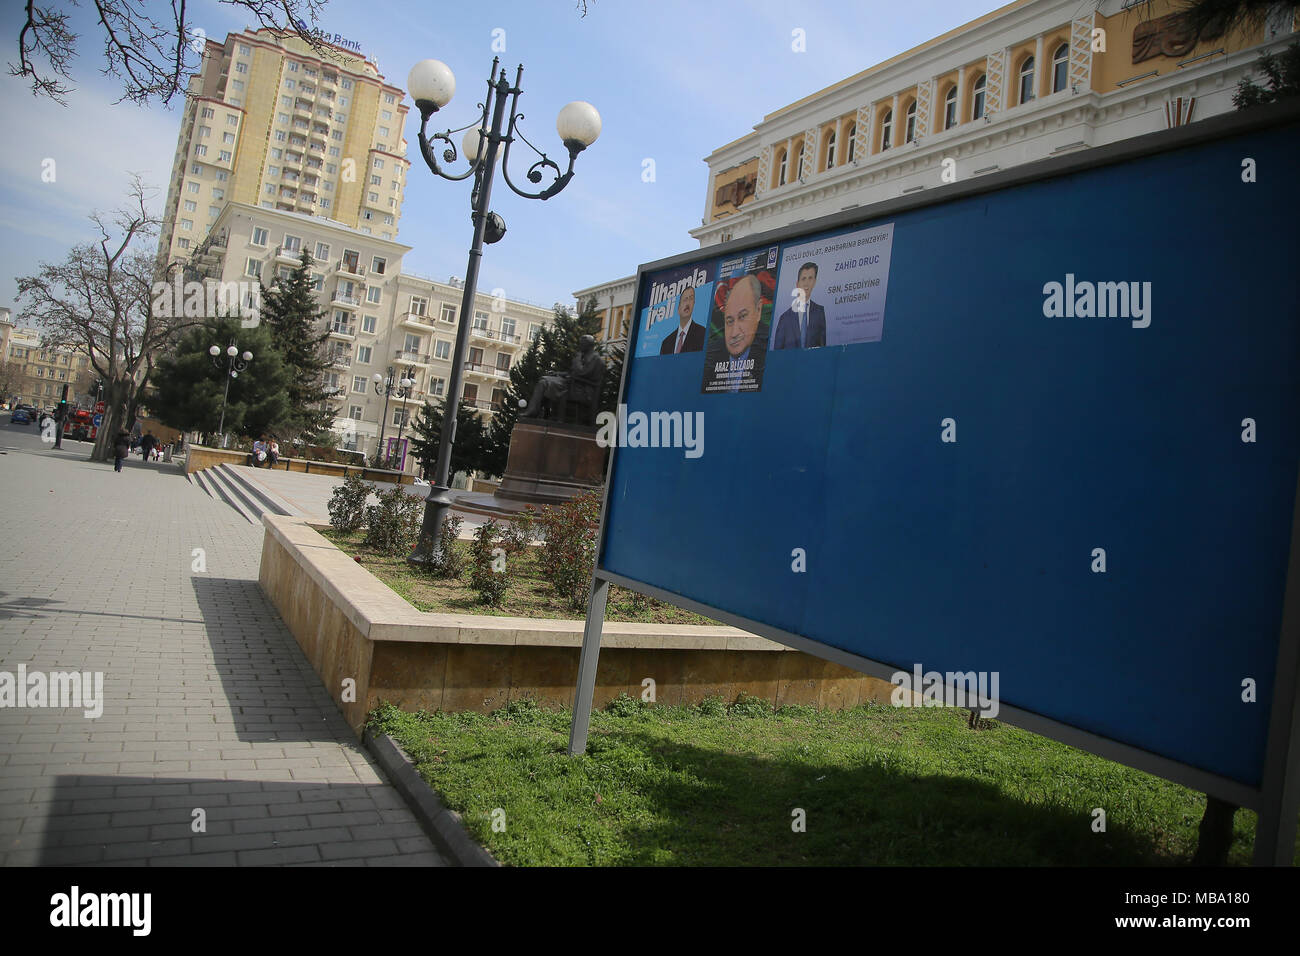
[
  {"left": 189, "top": 202, "right": 556, "bottom": 469},
  {"left": 158, "top": 28, "right": 411, "bottom": 271}
]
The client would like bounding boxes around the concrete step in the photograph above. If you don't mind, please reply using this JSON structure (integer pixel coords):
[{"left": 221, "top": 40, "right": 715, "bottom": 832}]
[
  {"left": 198, "top": 465, "right": 259, "bottom": 524},
  {"left": 220, "top": 464, "right": 297, "bottom": 518}
]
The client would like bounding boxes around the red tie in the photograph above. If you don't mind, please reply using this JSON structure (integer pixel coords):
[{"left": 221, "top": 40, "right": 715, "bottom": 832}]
[{"left": 675, "top": 329, "right": 685, "bottom": 353}]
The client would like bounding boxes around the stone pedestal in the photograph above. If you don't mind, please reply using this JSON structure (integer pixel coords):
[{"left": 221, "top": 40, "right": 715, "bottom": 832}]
[{"left": 494, "top": 419, "right": 606, "bottom": 507}]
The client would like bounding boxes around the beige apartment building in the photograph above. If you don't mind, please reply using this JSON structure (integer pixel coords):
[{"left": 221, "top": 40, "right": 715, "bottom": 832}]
[
  {"left": 1, "top": 309, "right": 94, "bottom": 409},
  {"left": 577, "top": 0, "right": 1298, "bottom": 342},
  {"left": 192, "top": 202, "right": 555, "bottom": 467},
  {"left": 158, "top": 27, "right": 411, "bottom": 271}
]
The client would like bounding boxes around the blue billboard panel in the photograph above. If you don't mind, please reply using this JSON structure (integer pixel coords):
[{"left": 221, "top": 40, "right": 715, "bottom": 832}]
[{"left": 597, "top": 118, "right": 1300, "bottom": 788}]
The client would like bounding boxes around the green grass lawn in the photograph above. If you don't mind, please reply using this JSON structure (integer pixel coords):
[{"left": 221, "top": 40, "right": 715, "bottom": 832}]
[
  {"left": 319, "top": 527, "right": 717, "bottom": 624},
  {"left": 369, "top": 696, "right": 1299, "bottom": 867}
]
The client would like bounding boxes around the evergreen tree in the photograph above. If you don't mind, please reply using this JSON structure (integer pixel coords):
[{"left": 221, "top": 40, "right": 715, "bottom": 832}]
[
  {"left": 1234, "top": 41, "right": 1300, "bottom": 109},
  {"left": 150, "top": 316, "right": 291, "bottom": 438},
  {"left": 410, "top": 397, "right": 492, "bottom": 479},
  {"left": 483, "top": 296, "right": 622, "bottom": 475},
  {"left": 261, "top": 250, "right": 335, "bottom": 443}
]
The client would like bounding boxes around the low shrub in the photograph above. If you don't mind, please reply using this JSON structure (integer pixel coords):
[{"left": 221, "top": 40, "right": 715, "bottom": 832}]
[
  {"left": 363, "top": 485, "right": 423, "bottom": 556},
  {"left": 468, "top": 518, "right": 510, "bottom": 606},
  {"left": 535, "top": 490, "right": 602, "bottom": 612},
  {"left": 327, "top": 472, "right": 370, "bottom": 533}
]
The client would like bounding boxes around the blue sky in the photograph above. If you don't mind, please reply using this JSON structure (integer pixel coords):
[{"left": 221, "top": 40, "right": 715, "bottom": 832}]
[{"left": 1, "top": 0, "right": 999, "bottom": 315}]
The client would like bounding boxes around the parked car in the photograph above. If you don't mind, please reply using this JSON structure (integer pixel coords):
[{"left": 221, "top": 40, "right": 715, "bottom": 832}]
[{"left": 9, "top": 409, "right": 30, "bottom": 424}]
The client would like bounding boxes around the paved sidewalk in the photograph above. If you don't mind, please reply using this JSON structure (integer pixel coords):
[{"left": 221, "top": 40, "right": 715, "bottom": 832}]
[{"left": 0, "top": 426, "right": 446, "bottom": 866}]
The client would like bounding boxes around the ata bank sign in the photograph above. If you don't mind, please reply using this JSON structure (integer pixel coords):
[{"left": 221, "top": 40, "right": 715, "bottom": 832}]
[{"left": 296, "top": 19, "right": 363, "bottom": 54}]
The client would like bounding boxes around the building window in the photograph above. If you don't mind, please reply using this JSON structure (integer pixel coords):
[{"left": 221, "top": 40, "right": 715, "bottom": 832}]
[
  {"left": 367, "top": 287, "right": 381, "bottom": 304},
  {"left": 500, "top": 318, "right": 516, "bottom": 340},
  {"left": 183, "top": 200, "right": 197, "bottom": 212},
  {"left": 824, "top": 130, "right": 836, "bottom": 170},
  {"left": 404, "top": 333, "right": 422, "bottom": 353},
  {"left": 362, "top": 315, "right": 377, "bottom": 333},
  {"left": 972, "top": 73, "right": 986, "bottom": 120},
  {"left": 392, "top": 409, "right": 408, "bottom": 428},
  {"left": 194, "top": 145, "right": 208, "bottom": 157},
  {"left": 370, "top": 174, "right": 382, "bottom": 186},
  {"left": 235, "top": 61, "right": 248, "bottom": 74},
  {"left": 230, "top": 79, "right": 244, "bottom": 92},
  {"left": 430, "top": 378, "right": 445, "bottom": 397},
  {"left": 378, "top": 126, "right": 390, "bottom": 138},
  {"left": 245, "top": 257, "right": 262, "bottom": 277},
  {"left": 191, "top": 163, "right": 203, "bottom": 175},
  {"left": 846, "top": 123, "right": 856, "bottom": 162},
  {"left": 283, "top": 234, "right": 302, "bottom": 252},
  {"left": 212, "top": 188, "right": 224, "bottom": 200},
  {"left": 222, "top": 132, "right": 235, "bottom": 144},
  {"left": 373, "top": 158, "right": 384, "bottom": 169},
  {"left": 440, "top": 304, "right": 456, "bottom": 323},
  {"left": 794, "top": 143, "right": 805, "bottom": 179},
  {"left": 201, "top": 106, "right": 214, "bottom": 119},
  {"left": 181, "top": 219, "right": 193, "bottom": 230},
  {"left": 944, "top": 85, "right": 958, "bottom": 129},
  {"left": 275, "top": 130, "right": 286, "bottom": 141},
  {"left": 529, "top": 323, "right": 541, "bottom": 343},
  {"left": 904, "top": 101, "right": 917, "bottom": 143},
  {"left": 352, "top": 375, "right": 368, "bottom": 393},
  {"left": 880, "top": 109, "right": 892, "bottom": 150},
  {"left": 208, "top": 205, "right": 220, "bottom": 219},
  {"left": 177, "top": 238, "right": 190, "bottom": 249},
  {"left": 215, "top": 170, "right": 228, "bottom": 181},
  {"left": 434, "top": 340, "right": 450, "bottom": 360},
  {"left": 385, "top": 93, "right": 395, "bottom": 104},
  {"left": 1052, "top": 43, "right": 1069, "bottom": 93},
  {"left": 1018, "top": 56, "right": 1035, "bottom": 105},
  {"left": 776, "top": 147, "right": 788, "bottom": 186},
  {"left": 356, "top": 345, "right": 372, "bottom": 364},
  {"left": 349, "top": 405, "right": 363, "bottom": 420},
  {"left": 227, "top": 115, "right": 239, "bottom": 128},
  {"left": 473, "top": 311, "right": 490, "bottom": 329},
  {"left": 239, "top": 43, "right": 250, "bottom": 55},
  {"left": 314, "top": 242, "right": 330, "bottom": 261},
  {"left": 410, "top": 295, "right": 428, "bottom": 316},
  {"left": 219, "top": 150, "right": 232, "bottom": 162},
  {"left": 371, "top": 256, "right": 386, "bottom": 275}
]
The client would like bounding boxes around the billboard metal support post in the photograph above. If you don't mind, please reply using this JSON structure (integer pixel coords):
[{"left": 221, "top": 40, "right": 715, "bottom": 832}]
[{"left": 568, "top": 576, "right": 609, "bottom": 756}]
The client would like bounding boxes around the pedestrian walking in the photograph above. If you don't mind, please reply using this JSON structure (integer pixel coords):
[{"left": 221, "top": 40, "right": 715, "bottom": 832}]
[
  {"left": 140, "top": 431, "right": 157, "bottom": 463},
  {"left": 113, "top": 430, "right": 130, "bottom": 472}
]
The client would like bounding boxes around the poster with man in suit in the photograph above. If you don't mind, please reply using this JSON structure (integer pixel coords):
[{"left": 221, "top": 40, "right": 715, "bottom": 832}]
[
  {"left": 701, "top": 246, "right": 778, "bottom": 394},
  {"left": 770, "top": 223, "right": 895, "bottom": 348},
  {"left": 635, "top": 262, "right": 715, "bottom": 358}
]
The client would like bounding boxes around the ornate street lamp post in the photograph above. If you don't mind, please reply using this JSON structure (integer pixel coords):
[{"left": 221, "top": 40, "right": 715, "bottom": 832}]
[
  {"left": 404, "top": 56, "right": 600, "bottom": 566},
  {"left": 372, "top": 368, "right": 415, "bottom": 470},
  {"left": 208, "top": 341, "right": 253, "bottom": 448}
]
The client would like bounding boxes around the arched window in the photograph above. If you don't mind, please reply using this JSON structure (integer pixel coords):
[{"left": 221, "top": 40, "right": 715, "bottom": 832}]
[
  {"left": 776, "top": 147, "right": 788, "bottom": 186},
  {"left": 904, "top": 100, "right": 917, "bottom": 143},
  {"left": 880, "top": 109, "right": 892, "bottom": 150},
  {"left": 1052, "top": 43, "right": 1069, "bottom": 93},
  {"left": 972, "top": 73, "right": 986, "bottom": 120},
  {"left": 846, "top": 123, "right": 856, "bottom": 161},
  {"left": 1018, "top": 55, "right": 1035, "bottom": 105},
  {"left": 794, "top": 142, "right": 806, "bottom": 179},
  {"left": 825, "top": 129, "right": 837, "bottom": 170},
  {"left": 944, "top": 85, "right": 958, "bottom": 129}
]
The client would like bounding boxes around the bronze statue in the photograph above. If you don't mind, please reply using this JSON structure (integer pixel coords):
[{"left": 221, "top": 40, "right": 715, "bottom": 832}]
[{"left": 520, "top": 334, "right": 605, "bottom": 425}]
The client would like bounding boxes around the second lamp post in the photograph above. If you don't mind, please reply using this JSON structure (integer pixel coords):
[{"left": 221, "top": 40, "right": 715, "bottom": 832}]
[{"left": 208, "top": 341, "right": 252, "bottom": 448}]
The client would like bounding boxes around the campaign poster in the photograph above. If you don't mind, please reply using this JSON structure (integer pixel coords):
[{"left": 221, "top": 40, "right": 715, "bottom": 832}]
[
  {"left": 700, "top": 245, "right": 778, "bottom": 394},
  {"left": 769, "top": 223, "right": 895, "bottom": 349},
  {"left": 636, "top": 262, "right": 715, "bottom": 359},
  {"left": 384, "top": 436, "right": 409, "bottom": 472}
]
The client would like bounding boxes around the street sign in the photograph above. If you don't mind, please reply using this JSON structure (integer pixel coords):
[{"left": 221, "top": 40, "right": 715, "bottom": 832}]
[
  {"left": 92, "top": 414, "right": 103, "bottom": 428},
  {"left": 94, "top": 401, "right": 105, "bottom": 414}
]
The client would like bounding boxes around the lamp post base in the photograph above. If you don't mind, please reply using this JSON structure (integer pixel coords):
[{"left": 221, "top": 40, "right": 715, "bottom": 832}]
[{"left": 407, "top": 484, "right": 457, "bottom": 567}]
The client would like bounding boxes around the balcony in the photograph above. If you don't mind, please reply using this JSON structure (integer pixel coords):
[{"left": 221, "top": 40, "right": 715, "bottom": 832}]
[
  {"left": 392, "top": 390, "right": 427, "bottom": 405},
  {"left": 394, "top": 349, "right": 431, "bottom": 367},
  {"left": 337, "top": 258, "right": 366, "bottom": 279},
  {"left": 331, "top": 290, "right": 362, "bottom": 309},
  {"left": 461, "top": 398, "right": 495, "bottom": 412},
  {"left": 327, "top": 325, "right": 356, "bottom": 340},
  {"left": 275, "top": 244, "right": 304, "bottom": 264},
  {"left": 326, "top": 353, "right": 352, "bottom": 369},
  {"left": 464, "top": 361, "right": 509, "bottom": 381},
  {"left": 401, "top": 311, "right": 434, "bottom": 331}
]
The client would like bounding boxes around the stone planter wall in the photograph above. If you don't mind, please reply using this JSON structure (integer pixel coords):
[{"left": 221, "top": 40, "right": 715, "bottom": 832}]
[{"left": 258, "top": 515, "right": 896, "bottom": 735}]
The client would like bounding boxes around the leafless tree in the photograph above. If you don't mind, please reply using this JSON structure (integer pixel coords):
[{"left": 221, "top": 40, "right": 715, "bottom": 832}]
[
  {"left": 10, "top": 0, "right": 333, "bottom": 106},
  {"left": 14, "top": 175, "right": 197, "bottom": 460}
]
